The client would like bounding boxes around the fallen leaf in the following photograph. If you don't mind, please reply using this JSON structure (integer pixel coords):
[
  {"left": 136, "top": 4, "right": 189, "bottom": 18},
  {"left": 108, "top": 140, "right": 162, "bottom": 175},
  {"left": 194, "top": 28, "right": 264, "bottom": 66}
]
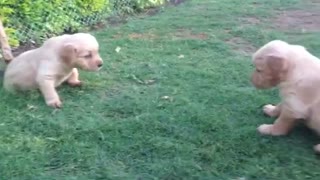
[
  {"left": 115, "top": 46, "right": 121, "bottom": 53},
  {"left": 145, "top": 79, "right": 156, "bottom": 85},
  {"left": 161, "top": 96, "right": 173, "bottom": 101},
  {"left": 131, "top": 74, "right": 144, "bottom": 84},
  {"left": 46, "top": 137, "right": 59, "bottom": 141},
  {"left": 27, "top": 104, "right": 37, "bottom": 110}
]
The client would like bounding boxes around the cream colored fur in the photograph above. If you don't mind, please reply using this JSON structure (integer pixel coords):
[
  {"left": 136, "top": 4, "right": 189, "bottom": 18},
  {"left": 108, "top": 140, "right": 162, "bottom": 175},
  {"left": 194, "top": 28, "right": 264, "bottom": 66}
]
[
  {"left": 3, "top": 33, "right": 103, "bottom": 108},
  {"left": 251, "top": 40, "right": 320, "bottom": 153}
]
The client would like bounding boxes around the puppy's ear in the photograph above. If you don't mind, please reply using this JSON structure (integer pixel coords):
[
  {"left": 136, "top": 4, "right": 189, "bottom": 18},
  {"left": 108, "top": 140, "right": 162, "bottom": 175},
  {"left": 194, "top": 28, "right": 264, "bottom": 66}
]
[
  {"left": 266, "top": 54, "right": 288, "bottom": 72},
  {"left": 266, "top": 53, "right": 289, "bottom": 82},
  {"left": 59, "top": 43, "right": 77, "bottom": 64}
]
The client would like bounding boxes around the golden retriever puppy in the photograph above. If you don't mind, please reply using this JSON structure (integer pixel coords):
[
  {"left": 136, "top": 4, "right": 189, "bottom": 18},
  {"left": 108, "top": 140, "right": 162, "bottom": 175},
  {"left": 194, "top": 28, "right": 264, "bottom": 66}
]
[
  {"left": 251, "top": 40, "right": 320, "bottom": 153},
  {"left": 3, "top": 33, "right": 103, "bottom": 108}
]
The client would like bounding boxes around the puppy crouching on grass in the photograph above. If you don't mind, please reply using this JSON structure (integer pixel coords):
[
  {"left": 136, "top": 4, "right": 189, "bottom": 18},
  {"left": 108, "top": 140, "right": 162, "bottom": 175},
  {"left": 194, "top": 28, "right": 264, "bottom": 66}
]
[
  {"left": 251, "top": 40, "right": 320, "bottom": 153},
  {"left": 3, "top": 33, "right": 103, "bottom": 108}
]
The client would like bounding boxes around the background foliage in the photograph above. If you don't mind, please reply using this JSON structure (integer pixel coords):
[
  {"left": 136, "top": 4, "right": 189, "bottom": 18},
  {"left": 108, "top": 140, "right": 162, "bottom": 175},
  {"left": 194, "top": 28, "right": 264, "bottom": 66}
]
[{"left": 0, "top": 0, "right": 167, "bottom": 47}]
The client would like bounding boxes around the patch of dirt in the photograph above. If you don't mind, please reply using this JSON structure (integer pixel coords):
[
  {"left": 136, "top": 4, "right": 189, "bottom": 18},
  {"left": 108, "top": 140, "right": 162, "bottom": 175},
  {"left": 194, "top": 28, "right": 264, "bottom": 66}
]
[
  {"left": 111, "top": 32, "right": 158, "bottom": 40},
  {"left": 111, "top": 34, "right": 123, "bottom": 39},
  {"left": 91, "top": 22, "right": 108, "bottom": 30},
  {"left": 172, "top": 29, "right": 208, "bottom": 40},
  {"left": 106, "top": 16, "right": 128, "bottom": 27},
  {"left": 128, "top": 33, "right": 158, "bottom": 40},
  {"left": 274, "top": 9, "right": 320, "bottom": 32},
  {"left": 226, "top": 37, "right": 256, "bottom": 56},
  {"left": 240, "top": 17, "right": 261, "bottom": 25}
]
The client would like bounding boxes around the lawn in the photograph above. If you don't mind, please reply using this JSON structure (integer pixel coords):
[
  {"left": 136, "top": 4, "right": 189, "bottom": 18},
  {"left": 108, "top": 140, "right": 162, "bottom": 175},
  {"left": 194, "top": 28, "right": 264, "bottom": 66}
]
[{"left": 1, "top": 0, "right": 320, "bottom": 179}]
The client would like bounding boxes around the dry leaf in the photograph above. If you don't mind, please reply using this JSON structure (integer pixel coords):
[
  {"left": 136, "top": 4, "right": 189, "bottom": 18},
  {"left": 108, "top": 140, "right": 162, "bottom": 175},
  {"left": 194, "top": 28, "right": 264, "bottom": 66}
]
[
  {"left": 46, "top": 137, "right": 59, "bottom": 141},
  {"left": 131, "top": 74, "right": 144, "bottom": 84},
  {"left": 161, "top": 96, "right": 170, "bottom": 99},
  {"left": 161, "top": 96, "right": 173, "bottom": 101},
  {"left": 145, "top": 79, "right": 156, "bottom": 85},
  {"left": 115, "top": 46, "right": 121, "bottom": 53},
  {"left": 27, "top": 104, "right": 37, "bottom": 110}
]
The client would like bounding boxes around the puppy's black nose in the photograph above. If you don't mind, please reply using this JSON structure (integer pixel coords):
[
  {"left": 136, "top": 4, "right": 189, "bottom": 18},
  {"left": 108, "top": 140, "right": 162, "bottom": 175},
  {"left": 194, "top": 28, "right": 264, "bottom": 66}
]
[{"left": 98, "top": 63, "right": 103, "bottom": 68}]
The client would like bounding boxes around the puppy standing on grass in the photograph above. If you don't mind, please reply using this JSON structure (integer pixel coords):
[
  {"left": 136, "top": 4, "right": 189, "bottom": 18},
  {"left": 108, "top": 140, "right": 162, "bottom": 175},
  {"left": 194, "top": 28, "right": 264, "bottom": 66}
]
[
  {"left": 251, "top": 40, "right": 320, "bottom": 153},
  {"left": 3, "top": 33, "right": 103, "bottom": 108}
]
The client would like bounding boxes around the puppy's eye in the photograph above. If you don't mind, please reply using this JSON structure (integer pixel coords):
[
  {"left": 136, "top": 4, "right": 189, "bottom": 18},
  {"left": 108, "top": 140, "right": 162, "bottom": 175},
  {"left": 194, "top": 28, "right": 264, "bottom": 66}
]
[
  {"left": 256, "top": 69, "right": 262, "bottom": 73},
  {"left": 84, "top": 53, "right": 92, "bottom": 59}
]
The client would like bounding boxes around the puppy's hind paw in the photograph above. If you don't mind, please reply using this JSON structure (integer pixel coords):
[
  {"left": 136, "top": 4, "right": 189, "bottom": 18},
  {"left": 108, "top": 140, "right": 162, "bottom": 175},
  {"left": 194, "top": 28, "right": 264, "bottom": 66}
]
[
  {"left": 46, "top": 99, "right": 62, "bottom": 108},
  {"left": 68, "top": 80, "right": 82, "bottom": 87},
  {"left": 258, "top": 124, "right": 274, "bottom": 135},
  {"left": 263, "top": 104, "right": 278, "bottom": 117},
  {"left": 257, "top": 124, "right": 288, "bottom": 136}
]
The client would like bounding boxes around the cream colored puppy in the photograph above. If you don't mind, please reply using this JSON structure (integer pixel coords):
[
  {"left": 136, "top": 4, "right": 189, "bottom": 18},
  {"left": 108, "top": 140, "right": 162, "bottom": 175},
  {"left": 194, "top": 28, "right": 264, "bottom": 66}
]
[
  {"left": 3, "top": 33, "right": 103, "bottom": 108},
  {"left": 251, "top": 40, "right": 320, "bottom": 153}
]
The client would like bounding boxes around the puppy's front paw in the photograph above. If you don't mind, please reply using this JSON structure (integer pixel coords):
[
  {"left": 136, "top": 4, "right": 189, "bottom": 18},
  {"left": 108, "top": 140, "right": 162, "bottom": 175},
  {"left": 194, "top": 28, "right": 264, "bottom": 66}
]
[
  {"left": 258, "top": 124, "right": 274, "bottom": 135},
  {"left": 263, "top": 104, "right": 278, "bottom": 117},
  {"left": 257, "top": 124, "right": 287, "bottom": 136},
  {"left": 46, "top": 98, "right": 62, "bottom": 108},
  {"left": 68, "top": 80, "right": 82, "bottom": 87}
]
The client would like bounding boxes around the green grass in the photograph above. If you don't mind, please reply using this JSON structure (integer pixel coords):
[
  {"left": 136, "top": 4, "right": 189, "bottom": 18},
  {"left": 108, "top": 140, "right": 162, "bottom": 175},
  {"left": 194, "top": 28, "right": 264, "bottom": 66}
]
[{"left": 1, "top": 0, "right": 320, "bottom": 179}]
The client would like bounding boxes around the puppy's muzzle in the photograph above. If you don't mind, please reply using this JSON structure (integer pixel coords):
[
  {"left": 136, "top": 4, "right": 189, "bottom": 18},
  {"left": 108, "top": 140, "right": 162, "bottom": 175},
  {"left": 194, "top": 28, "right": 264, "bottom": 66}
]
[
  {"left": 251, "top": 74, "right": 263, "bottom": 89},
  {"left": 96, "top": 59, "right": 103, "bottom": 70}
]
